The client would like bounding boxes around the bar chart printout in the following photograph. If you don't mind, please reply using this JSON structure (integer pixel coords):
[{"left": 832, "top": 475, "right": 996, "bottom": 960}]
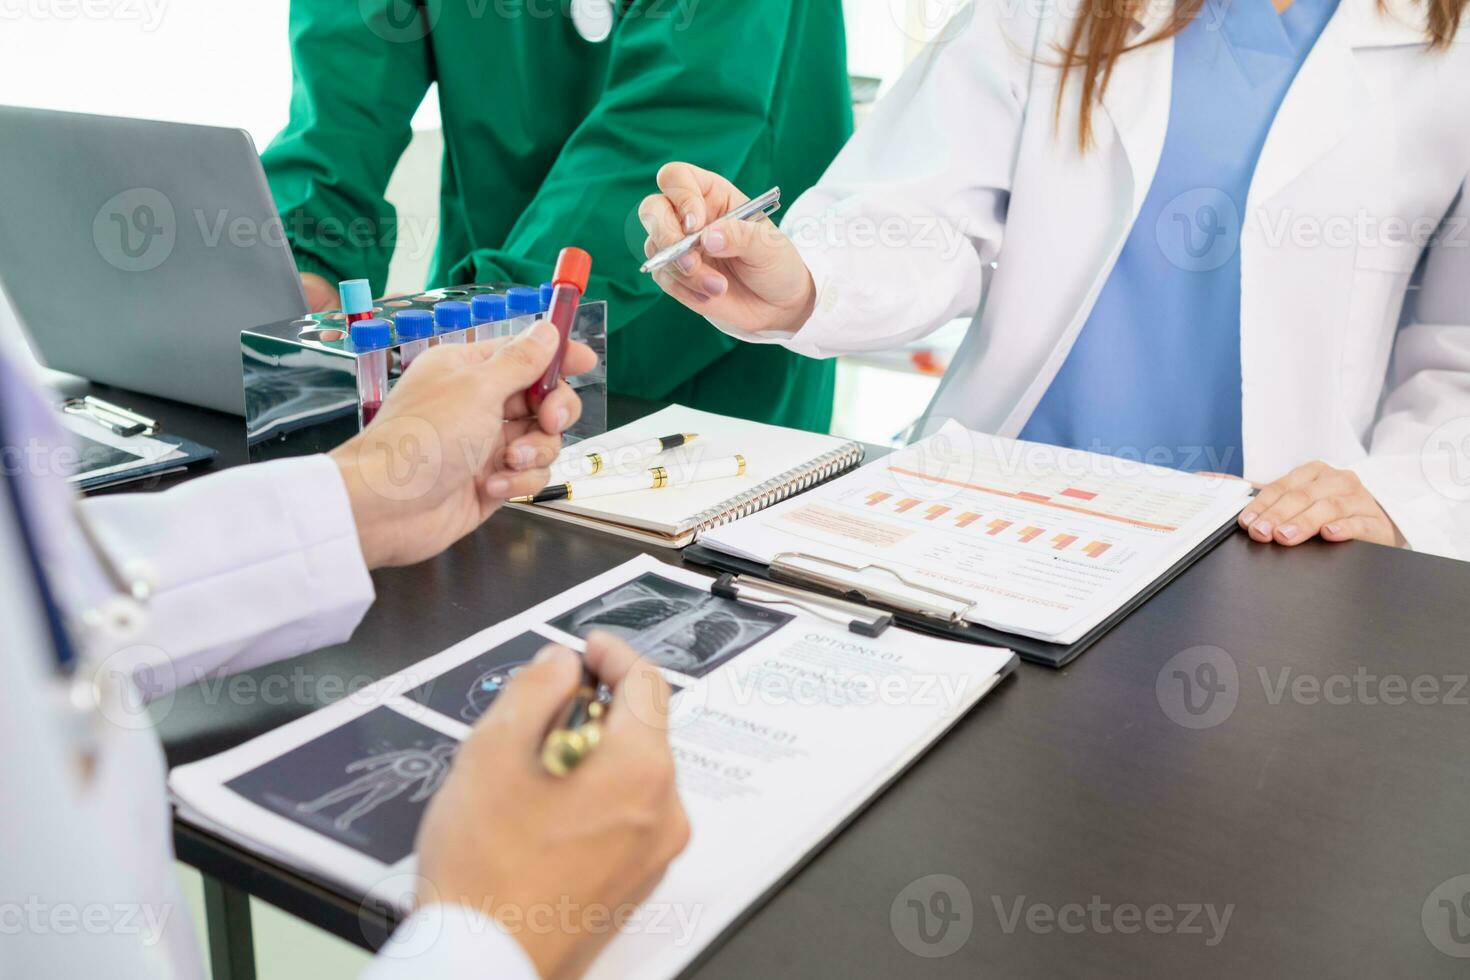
[{"left": 697, "top": 421, "right": 1256, "bottom": 644}]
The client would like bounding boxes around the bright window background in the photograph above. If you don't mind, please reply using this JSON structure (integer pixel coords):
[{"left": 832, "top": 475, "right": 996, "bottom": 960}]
[{"left": 0, "top": 0, "right": 950, "bottom": 148}]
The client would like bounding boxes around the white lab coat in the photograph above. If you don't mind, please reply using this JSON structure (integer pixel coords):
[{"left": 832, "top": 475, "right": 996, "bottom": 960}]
[
  {"left": 0, "top": 297, "right": 536, "bottom": 978},
  {"left": 722, "top": 0, "right": 1470, "bottom": 560}
]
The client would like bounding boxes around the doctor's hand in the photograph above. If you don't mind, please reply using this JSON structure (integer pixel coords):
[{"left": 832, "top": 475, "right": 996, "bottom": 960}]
[
  {"left": 1239, "top": 461, "right": 1405, "bottom": 548},
  {"left": 640, "top": 162, "right": 816, "bottom": 334},
  {"left": 300, "top": 271, "right": 339, "bottom": 313},
  {"left": 417, "top": 634, "right": 690, "bottom": 980},
  {"left": 330, "top": 321, "right": 597, "bottom": 569}
]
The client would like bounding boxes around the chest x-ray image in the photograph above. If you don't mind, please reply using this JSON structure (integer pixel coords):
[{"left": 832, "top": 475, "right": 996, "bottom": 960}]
[{"left": 548, "top": 572, "right": 793, "bottom": 679}]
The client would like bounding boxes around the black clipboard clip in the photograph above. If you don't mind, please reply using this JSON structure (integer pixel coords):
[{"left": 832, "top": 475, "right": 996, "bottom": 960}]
[{"left": 711, "top": 573, "right": 895, "bottom": 638}]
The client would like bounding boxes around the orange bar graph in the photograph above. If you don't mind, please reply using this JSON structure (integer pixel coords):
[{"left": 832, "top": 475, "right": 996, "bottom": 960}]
[
  {"left": 894, "top": 498, "right": 921, "bottom": 513},
  {"left": 1052, "top": 534, "right": 1078, "bottom": 551},
  {"left": 1084, "top": 541, "right": 1112, "bottom": 559},
  {"left": 866, "top": 491, "right": 892, "bottom": 507},
  {"left": 955, "top": 512, "right": 982, "bottom": 528},
  {"left": 986, "top": 519, "right": 1013, "bottom": 536},
  {"left": 924, "top": 505, "right": 952, "bottom": 521},
  {"left": 1018, "top": 526, "right": 1044, "bottom": 543}
]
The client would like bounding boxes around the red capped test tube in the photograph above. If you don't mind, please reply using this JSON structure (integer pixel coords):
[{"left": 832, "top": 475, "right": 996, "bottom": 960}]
[
  {"left": 339, "top": 279, "right": 374, "bottom": 327},
  {"left": 350, "top": 318, "right": 392, "bottom": 428},
  {"left": 525, "top": 247, "right": 592, "bottom": 413}
]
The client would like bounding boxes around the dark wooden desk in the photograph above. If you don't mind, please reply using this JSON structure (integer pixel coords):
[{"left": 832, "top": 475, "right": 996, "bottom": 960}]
[{"left": 106, "top": 384, "right": 1470, "bottom": 978}]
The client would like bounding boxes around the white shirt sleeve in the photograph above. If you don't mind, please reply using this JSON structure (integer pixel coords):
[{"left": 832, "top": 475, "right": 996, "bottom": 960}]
[
  {"left": 709, "top": 0, "right": 1036, "bottom": 357},
  {"left": 78, "top": 454, "right": 376, "bottom": 695},
  {"left": 1351, "top": 173, "right": 1470, "bottom": 561},
  {"left": 359, "top": 904, "right": 540, "bottom": 980}
]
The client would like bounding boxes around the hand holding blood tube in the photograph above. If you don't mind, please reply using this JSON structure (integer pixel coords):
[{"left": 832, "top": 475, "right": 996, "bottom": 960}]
[{"left": 525, "top": 247, "right": 592, "bottom": 413}]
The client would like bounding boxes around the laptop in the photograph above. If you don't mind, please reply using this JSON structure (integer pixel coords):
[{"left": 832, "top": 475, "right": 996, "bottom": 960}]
[{"left": 0, "top": 107, "right": 309, "bottom": 415}]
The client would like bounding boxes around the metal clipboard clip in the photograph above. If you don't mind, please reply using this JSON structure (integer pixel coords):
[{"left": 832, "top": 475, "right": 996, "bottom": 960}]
[
  {"left": 765, "top": 551, "right": 977, "bottom": 627},
  {"left": 61, "top": 396, "right": 159, "bottom": 438},
  {"left": 711, "top": 573, "right": 895, "bottom": 637}
]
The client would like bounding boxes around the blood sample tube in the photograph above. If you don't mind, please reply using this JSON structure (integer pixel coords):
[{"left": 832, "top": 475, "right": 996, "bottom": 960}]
[
  {"left": 339, "top": 279, "right": 374, "bottom": 327},
  {"left": 506, "top": 287, "right": 540, "bottom": 337},
  {"left": 434, "top": 300, "right": 472, "bottom": 344},
  {"left": 471, "top": 293, "right": 508, "bottom": 341},
  {"left": 539, "top": 281, "right": 555, "bottom": 313},
  {"left": 350, "top": 318, "right": 392, "bottom": 429},
  {"left": 395, "top": 309, "right": 433, "bottom": 369},
  {"left": 525, "top": 247, "right": 592, "bottom": 413}
]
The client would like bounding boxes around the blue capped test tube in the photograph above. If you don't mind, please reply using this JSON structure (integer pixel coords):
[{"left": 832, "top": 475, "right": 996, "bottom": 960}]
[
  {"left": 506, "top": 287, "right": 540, "bottom": 337},
  {"left": 539, "top": 281, "right": 555, "bottom": 313},
  {"left": 471, "top": 293, "right": 508, "bottom": 342},
  {"left": 434, "top": 300, "right": 472, "bottom": 344},
  {"left": 349, "top": 318, "right": 392, "bottom": 429},
  {"left": 395, "top": 309, "right": 433, "bottom": 369}
]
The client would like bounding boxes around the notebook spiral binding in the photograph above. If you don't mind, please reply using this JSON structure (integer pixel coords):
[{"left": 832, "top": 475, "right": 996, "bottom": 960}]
[{"left": 689, "top": 443, "right": 866, "bottom": 537}]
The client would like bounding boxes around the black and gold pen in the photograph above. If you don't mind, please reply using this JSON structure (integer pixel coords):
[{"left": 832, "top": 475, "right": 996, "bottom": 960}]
[{"left": 542, "top": 668, "right": 606, "bottom": 777}]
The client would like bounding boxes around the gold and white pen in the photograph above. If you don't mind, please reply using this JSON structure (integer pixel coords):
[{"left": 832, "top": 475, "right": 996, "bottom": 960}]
[
  {"left": 514, "top": 454, "right": 747, "bottom": 504},
  {"left": 552, "top": 432, "right": 699, "bottom": 480}
]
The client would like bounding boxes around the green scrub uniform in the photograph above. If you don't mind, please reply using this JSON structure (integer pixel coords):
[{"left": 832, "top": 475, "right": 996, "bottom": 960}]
[{"left": 262, "top": 0, "right": 852, "bottom": 432}]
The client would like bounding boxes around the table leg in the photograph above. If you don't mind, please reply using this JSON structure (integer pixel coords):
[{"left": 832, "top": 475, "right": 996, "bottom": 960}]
[{"left": 202, "top": 874, "right": 257, "bottom": 980}]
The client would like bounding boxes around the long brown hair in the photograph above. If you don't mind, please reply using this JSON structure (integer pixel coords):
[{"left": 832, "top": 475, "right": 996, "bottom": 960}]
[{"left": 1057, "top": 0, "right": 1466, "bottom": 148}]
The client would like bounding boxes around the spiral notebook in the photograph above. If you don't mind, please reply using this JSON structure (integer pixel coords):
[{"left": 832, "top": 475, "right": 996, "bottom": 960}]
[{"left": 509, "top": 405, "right": 865, "bottom": 548}]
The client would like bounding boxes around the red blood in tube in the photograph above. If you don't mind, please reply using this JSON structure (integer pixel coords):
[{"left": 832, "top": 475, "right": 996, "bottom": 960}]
[
  {"left": 361, "top": 400, "right": 383, "bottom": 426},
  {"left": 525, "top": 247, "right": 592, "bottom": 413}
]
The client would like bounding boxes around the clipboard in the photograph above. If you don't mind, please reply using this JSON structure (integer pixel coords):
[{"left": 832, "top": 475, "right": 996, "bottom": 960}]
[
  {"left": 684, "top": 513, "right": 1242, "bottom": 668},
  {"left": 60, "top": 396, "right": 218, "bottom": 491}
]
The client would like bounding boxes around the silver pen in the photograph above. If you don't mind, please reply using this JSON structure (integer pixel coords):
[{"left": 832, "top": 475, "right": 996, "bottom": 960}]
[{"left": 640, "top": 186, "right": 782, "bottom": 274}]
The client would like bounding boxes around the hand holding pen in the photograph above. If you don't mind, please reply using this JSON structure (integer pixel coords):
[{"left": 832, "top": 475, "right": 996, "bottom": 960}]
[
  {"left": 418, "top": 633, "right": 688, "bottom": 980},
  {"left": 639, "top": 164, "right": 817, "bottom": 334}
]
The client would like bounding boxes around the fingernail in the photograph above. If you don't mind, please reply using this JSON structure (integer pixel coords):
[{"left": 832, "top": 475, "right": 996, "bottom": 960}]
[
  {"left": 676, "top": 252, "right": 697, "bottom": 274},
  {"left": 528, "top": 321, "right": 558, "bottom": 348},
  {"left": 486, "top": 476, "right": 510, "bottom": 497},
  {"left": 1241, "top": 511, "right": 1257, "bottom": 526},
  {"left": 1253, "top": 521, "right": 1272, "bottom": 536},
  {"left": 509, "top": 445, "right": 534, "bottom": 468},
  {"left": 702, "top": 274, "right": 727, "bottom": 297},
  {"left": 703, "top": 228, "right": 726, "bottom": 253},
  {"left": 684, "top": 212, "right": 698, "bottom": 232},
  {"left": 534, "top": 644, "right": 573, "bottom": 666},
  {"left": 1278, "top": 524, "right": 1298, "bottom": 540},
  {"left": 554, "top": 407, "right": 571, "bottom": 432},
  {"left": 1325, "top": 523, "right": 1342, "bottom": 535}
]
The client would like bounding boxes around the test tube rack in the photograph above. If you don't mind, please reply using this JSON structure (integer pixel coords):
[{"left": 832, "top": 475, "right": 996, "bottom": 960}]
[{"left": 241, "top": 283, "right": 608, "bottom": 463}]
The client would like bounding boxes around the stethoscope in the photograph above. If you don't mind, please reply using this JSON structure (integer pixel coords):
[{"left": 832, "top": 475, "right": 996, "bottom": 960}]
[
  {"left": 2, "top": 426, "right": 154, "bottom": 764},
  {"left": 571, "top": 0, "right": 633, "bottom": 43}
]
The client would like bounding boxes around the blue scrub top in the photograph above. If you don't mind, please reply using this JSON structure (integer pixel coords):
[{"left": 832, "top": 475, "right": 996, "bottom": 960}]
[{"left": 1019, "top": 0, "right": 1341, "bottom": 475}]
